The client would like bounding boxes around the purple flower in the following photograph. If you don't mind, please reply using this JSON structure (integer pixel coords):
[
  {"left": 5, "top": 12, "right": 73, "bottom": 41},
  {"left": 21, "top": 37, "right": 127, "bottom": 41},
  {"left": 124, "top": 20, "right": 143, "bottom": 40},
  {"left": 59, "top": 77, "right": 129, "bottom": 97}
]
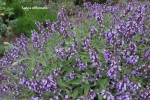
[
  {"left": 76, "top": 96, "right": 84, "bottom": 100},
  {"left": 89, "top": 49, "right": 101, "bottom": 67},
  {"left": 82, "top": 36, "right": 91, "bottom": 51},
  {"left": 90, "top": 26, "right": 98, "bottom": 36},
  {"left": 105, "top": 29, "right": 118, "bottom": 46},
  {"left": 73, "top": 36, "right": 78, "bottom": 49},
  {"left": 15, "top": 34, "right": 30, "bottom": 54},
  {"left": 143, "top": 49, "right": 150, "bottom": 61},
  {"left": 95, "top": 12, "right": 103, "bottom": 26},
  {"left": 117, "top": 93, "right": 132, "bottom": 100},
  {"left": 53, "top": 68, "right": 61, "bottom": 78},
  {"left": 64, "top": 95, "right": 70, "bottom": 100},
  {"left": 0, "top": 48, "right": 20, "bottom": 67},
  {"left": 55, "top": 46, "right": 65, "bottom": 60},
  {"left": 101, "top": 90, "right": 114, "bottom": 100},
  {"left": 66, "top": 45, "right": 76, "bottom": 60},
  {"left": 102, "top": 49, "right": 113, "bottom": 63},
  {"left": 139, "top": 89, "right": 150, "bottom": 99},
  {"left": 31, "top": 30, "right": 44, "bottom": 52},
  {"left": 126, "top": 55, "right": 139, "bottom": 65},
  {"left": 96, "top": 67, "right": 102, "bottom": 79},
  {"left": 131, "top": 65, "right": 150, "bottom": 78},
  {"left": 116, "top": 80, "right": 129, "bottom": 95},
  {"left": 107, "top": 65, "right": 121, "bottom": 80},
  {"left": 51, "top": 22, "right": 58, "bottom": 31},
  {"left": 69, "top": 23, "right": 74, "bottom": 29},
  {"left": 83, "top": 2, "right": 92, "bottom": 10},
  {"left": 19, "top": 75, "right": 57, "bottom": 95},
  {"left": 87, "top": 89, "right": 97, "bottom": 100},
  {"left": 69, "top": 71, "right": 76, "bottom": 79},
  {"left": 76, "top": 58, "right": 87, "bottom": 70}
]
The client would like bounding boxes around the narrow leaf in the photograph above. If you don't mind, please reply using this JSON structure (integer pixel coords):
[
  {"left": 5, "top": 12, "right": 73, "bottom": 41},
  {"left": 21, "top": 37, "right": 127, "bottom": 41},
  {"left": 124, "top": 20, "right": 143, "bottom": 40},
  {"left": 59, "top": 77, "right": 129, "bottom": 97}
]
[{"left": 67, "top": 78, "right": 82, "bottom": 85}]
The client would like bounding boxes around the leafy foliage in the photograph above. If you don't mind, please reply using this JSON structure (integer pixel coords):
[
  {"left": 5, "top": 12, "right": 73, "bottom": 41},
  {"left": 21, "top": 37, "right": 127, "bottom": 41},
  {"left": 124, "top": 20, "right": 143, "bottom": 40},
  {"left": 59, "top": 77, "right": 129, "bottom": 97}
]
[
  {"left": 0, "top": 44, "right": 5, "bottom": 57},
  {"left": 0, "top": 1, "right": 17, "bottom": 39},
  {"left": 15, "top": 9, "right": 57, "bottom": 36},
  {"left": 0, "top": 1, "right": 150, "bottom": 100},
  {"left": 7, "top": 2, "right": 25, "bottom": 19}
]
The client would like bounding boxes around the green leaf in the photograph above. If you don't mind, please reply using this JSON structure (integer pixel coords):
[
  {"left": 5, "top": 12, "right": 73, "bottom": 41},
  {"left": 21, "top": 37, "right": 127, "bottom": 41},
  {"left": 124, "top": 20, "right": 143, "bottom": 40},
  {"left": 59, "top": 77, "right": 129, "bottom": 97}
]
[
  {"left": 37, "top": 55, "right": 47, "bottom": 66},
  {"left": 97, "top": 78, "right": 108, "bottom": 91},
  {"left": 58, "top": 77, "right": 71, "bottom": 89},
  {"left": 26, "top": 69, "right": 33, "bottom": 78},
  {"left": 98, "top": 94, "right": 103, "bottom": 100},
  {"left": 75, "top": 86, "right": 83, "bottom": 95},
  {"left": 63, "top": 67, "right": 73, "bottom": 77},
  {"left": 67, "top": 78, "right": 82, "bottom": 85},
  {"left": 70, "top": 90, "right": 78, "bottom": 100},
  {"left": 27, "top": 58, "right": 36, "bottom": 67},
  {"left": 83, "top": 84, "right": 90, "bottom": 99},
  {"left": 8, "top": 11, "right": 14, "bottom": 16},
  {"left": 86, "top": 69, "right": 95, "bottom": 76},
  {"left": 1, "top": 2, "right": 6, "bottom": 6}
]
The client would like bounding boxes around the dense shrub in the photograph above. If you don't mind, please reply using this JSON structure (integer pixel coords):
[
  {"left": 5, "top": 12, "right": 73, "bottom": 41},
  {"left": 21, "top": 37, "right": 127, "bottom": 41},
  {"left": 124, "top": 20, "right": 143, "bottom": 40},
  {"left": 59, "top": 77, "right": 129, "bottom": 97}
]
[
  {"left": 0, "top": 2, "right": 16, "bottom": 38},
  {"left": 15, "top": 9, "right": 57, "bottom": 37},
  {"left": 74, "top": 0, "right": 107, "bottom": 5},
  {"left": 0, "top": 1, "right": 150, "bottom": 100},
  {"left": 0, "top": 44, "right": 5, "bottom": 57},
  {"left": 8, "top": 2, "right": 25, "bottom": 19}
]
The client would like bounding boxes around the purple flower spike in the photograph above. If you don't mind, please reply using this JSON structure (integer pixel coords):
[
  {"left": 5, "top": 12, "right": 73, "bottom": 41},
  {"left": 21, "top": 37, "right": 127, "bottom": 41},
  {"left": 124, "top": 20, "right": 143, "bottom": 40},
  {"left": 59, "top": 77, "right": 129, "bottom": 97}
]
[
  {"left": 107, "top": 65, "right": 121, "bottom": 80},
  {"left": 90, "top": 26, "right": 98, "bottom": 36},
  {"left": 82, "top": 36, "right": 91, "bottom": 51},
  {"left": 126, "top": 55, "right": 139, "bottom": 65},
  {"left": 31, "top": 30, "right": 44, "bottom": 52},
  {"left": 69, "top": 71, "right": 76, "bottom": 79},
  {"left": 89, "top": 49, "right": 101, "bottom": 67}
]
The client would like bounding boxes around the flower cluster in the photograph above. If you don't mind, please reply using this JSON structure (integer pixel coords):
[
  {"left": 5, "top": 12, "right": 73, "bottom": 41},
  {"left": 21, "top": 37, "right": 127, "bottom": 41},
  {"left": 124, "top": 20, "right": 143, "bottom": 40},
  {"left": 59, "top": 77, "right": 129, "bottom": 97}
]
[
  {"left": 55, "top": 46, "right": 65, "bottom": 60},
  {"left": 82, "top": 36, "right": 91, "bottom": 51},
  {"left": 126, "top": 55, "right": 139, "bottom": 65},
  {"left": 87, "top": 89, "right": 97, "bottom": 100},
  {"left": 102, "top": 49, "right": 113, "bottom": 63},
  {"left": 69, "top": 71, "right": 77, "bottom": 79},
  {"left": 89, "top": 49, "right": 101, "bottom": 67},
  {"left": 101, "top": 90, "right": 114, "bottom": 100},
  {"left": 131, "top": 65, "right": 150, "bottom": 78},
  {"left": 107, "top": 65, "right": 121, "bottom": 80},
  {"left": 143, "top": 49, "right": 150, "bottom": 61},
  {"left": 139, "top": 89, "right": 150, "bottom": 99},
  {"left": 0, "top": 83, "right": 20, "bottom": 97},
  {"left": 76, "top": 58, "right": 87, "bottom": 70},
  {"left": 19, "top": 75, "right": 57, "bottom": 95},
  {"left": 115, "top": 78, "right": 141, "bottom": 95},
  {"left": 0, "top": 48, "right": 20, "bottom": 68},
  {"left": 31, "top": 30, "right": 44, "bottom": 52},
  {"left": 90, "top": 26, "right": 98, "bottom": 36},
  {"left": 55, "top": 44, "right": 76, "bottom": 60},
  {"left": 105, "top": 29, "right": 118, "bottom": 46},
  {"left": 15, "top": 34, "right": 30, "bottom": 55}
]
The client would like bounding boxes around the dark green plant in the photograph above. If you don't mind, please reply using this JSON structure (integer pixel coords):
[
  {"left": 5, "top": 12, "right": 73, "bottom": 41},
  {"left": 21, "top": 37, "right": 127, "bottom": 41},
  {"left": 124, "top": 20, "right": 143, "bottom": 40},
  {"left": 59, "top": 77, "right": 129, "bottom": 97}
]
[
  {"left": 0, "top": 1, "right": 16, "bottom": 38},
  {"left": 0, "top": 1, "right": 14, "bottom": 21},
  {"left": 0, "top": 44, "right": 5, "bottom": 57},
  {"left": 74, "top": 0, "right": 84, "bottom": 6},
  {"left": 73, "top": 0, "right": 107, "bottom": 5},
  {"left": 15, "top": 9, "right": 57, "bottom": 36},
  {"left": 0, "top": 16, "right": 16, "bottom": 38},
  {"left": 8, "top": 2, "right": 25, "bottom": 19}
]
